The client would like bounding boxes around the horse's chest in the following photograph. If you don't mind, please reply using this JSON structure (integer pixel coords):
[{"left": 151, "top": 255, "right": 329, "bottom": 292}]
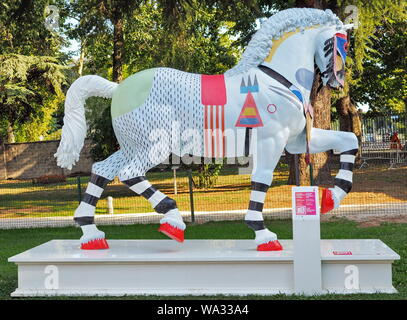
[{"left": 202, "top": 72, "right": 288, "bottom": 133}]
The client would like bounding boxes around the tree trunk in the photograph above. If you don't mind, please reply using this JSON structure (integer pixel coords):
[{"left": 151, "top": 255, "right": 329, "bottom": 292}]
[
  {"left": 308, "top": 72, "right": 333, "bottom": 186},
  {"left": 295, "top": 0, "right": 321, "bottom": 7},
  {"left": 112, "top": 13, "right": 124, "bottom": 83},
  {"left": 78, "top": 40, "right": 86, "bottom": 76},
  {"left": 335, "top": 94, "right": 362, "bottom": 156},
  {"left": 287, "top": 0, "right": 334, "bottom": 186},
  {"left": 7, "top": 122, "right": 15, "bottom": 143},
  {"left": 335, "top": 95, "right": 361, "bottom": 139}
]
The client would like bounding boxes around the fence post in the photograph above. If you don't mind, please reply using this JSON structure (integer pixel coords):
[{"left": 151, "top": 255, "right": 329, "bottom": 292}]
[
  {"left": 107, "top": 196, "right": 114, "bottom": 214},
  {"left": 76, "top": 176, "right": 82, "bottom": 204},
  {"left": 0, "top": 143, "right": 7, "bottom": 179},
  {"left": 294, "top": 154, "right": 300, "bottom": 186},
  {"left": 309, "top": 163, "right": 314, "bottom": 186},
  {"left": 172, "top": 166, "right": 178, "bottom": 195},
  {"left": 188, "top": 169, "right": 195, "bottom": 223}
]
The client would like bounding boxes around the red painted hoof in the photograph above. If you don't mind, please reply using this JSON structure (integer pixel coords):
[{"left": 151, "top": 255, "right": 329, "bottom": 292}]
[
  {"left": 257, "top": 240, "right": 283, "bottom": 251},
  {"left": 321, "top": 188, "right": 334, "bottom": 214},
  {"left": 81, "top": 238, "right": 109, "bottom": 250},
  {"left": 158, "top": 223, "right": 184, "bottom": 242}
]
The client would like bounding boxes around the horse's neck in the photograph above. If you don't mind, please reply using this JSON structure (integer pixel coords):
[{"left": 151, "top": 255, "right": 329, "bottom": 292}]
[{"left": 260, "top": 29, "right": 319, "bottom": 102}]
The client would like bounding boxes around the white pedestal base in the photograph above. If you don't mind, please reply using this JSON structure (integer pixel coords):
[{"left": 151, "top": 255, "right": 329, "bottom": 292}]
[{"left": 8, "top": 239, "right": 399, "bottom": 297}]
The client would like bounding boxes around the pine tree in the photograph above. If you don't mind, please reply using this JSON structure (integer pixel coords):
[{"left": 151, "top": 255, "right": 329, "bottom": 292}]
[
  {"left": 0, "top": 55, "right": 65, "bottom": 143},
  {"left": 0, "top": 0, "right": 66, "bottom": 143}
]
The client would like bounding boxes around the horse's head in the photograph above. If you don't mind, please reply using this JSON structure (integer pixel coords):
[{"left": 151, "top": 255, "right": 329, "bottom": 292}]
[{"left": 315, "top": 25, "right": 352, "bottom": 89}]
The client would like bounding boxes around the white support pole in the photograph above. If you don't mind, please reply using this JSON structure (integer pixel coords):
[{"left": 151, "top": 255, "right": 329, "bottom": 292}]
[
  {"left": 107, "top": 196, "right": 114, "bottom": 214},
  {"left": 292, "top": 186, "right": 322, "bottom": 295},
  {"left": 173, "top": 167, "right": 178, "bottom": 195}
]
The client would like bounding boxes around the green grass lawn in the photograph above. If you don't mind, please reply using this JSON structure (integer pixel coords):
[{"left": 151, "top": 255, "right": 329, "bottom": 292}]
[{"left": 0, "top": 218, "right": 406, "bottom": 300}]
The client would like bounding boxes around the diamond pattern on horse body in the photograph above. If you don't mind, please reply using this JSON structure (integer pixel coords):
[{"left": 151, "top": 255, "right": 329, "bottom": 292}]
[{"left": 112, "top": 68, "right": 203, "bottom": 180}]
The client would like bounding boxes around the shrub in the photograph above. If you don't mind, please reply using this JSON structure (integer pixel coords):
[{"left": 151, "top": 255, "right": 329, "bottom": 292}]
[{"left": 193, "top": 163, "right": 222, "bottom": 189}]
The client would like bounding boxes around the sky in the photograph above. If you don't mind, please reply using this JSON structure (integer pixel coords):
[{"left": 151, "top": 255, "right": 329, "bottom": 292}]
[{"left": 60, "top": 17, "right": 80, "bottom": 59}]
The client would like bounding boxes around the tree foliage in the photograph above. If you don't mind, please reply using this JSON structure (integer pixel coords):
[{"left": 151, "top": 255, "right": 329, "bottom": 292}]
[
  {"left": 66, "top": 0, "right": 267, "bottom": 160},
  {"left": 1, "top": 0, "right": 405, "bottom": 162},
  {"left": 351, "top": 19, "right": 406, "bottom": 113},
  {"left": 0, "top": 54, "right": 66, "bottom": 142},
  {"left": 333, "top": 0, "right": 406, "bottom": 113},
  {"left": 0, "top": 0, "right": 67, "bottom": 143},
  {"left": 86, "top": 97, "right": 119, "bottom": 162}
]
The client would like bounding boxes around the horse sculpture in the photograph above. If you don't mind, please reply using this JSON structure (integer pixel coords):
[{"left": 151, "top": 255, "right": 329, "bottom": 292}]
[{"left": 55, "top": 8, "right": 358, "bottom": 251}]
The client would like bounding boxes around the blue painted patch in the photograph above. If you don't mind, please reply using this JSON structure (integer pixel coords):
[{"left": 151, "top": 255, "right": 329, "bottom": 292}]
[
  {"left": 241, "top": 86, "right": 259, "bottom": 94},
  {"left": 336, "top": 36, "right": 348, "bottom": 60},
  {"left": 240, "top": 75, "right": 259, "bottom": 94},
  {"left": 240, "top": 118, "right": 261, "bottom": 125},
  {"left": 290, "top": 89, "right": 304, "bottom": 103}
]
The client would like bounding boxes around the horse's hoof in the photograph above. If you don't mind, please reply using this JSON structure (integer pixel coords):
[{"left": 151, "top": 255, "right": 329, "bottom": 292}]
[
  {"left": 257, "top": 240, "right": 283, "bottom": 251},
  {"left": 80, "top": 238, "right": 109, "bottom": 250},
  {"left": 321, "top": 188, "right": 334, "bottom": 214},
  {"left": 158, "top": 223, "right": 185, "bottom": 242}
]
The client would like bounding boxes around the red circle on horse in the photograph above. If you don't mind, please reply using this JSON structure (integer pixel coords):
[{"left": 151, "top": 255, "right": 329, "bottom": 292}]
[{"left": 267, "top": 104, "right": 277, "bottom": 114}]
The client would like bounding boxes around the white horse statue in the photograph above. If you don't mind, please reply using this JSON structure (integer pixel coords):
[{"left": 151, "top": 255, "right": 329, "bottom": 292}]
[{"left": 55, "top": 8, "right": 358, "bottom": 251}]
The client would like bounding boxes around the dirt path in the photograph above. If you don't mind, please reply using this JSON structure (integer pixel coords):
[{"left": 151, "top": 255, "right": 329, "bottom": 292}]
[{"left": 340, "top": 214, "right": 407, "bottom": 227}]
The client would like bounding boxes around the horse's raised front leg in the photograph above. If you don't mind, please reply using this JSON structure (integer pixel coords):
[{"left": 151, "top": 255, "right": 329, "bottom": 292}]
[
  {"left": 74, "top": 150, "right": 124, "bottom": 250},
  {"left": 286, "top": 127, "right": 359, "bottom": 214},
  {"left": 245, "top": 133, "right": 287, "bottom": 251}
]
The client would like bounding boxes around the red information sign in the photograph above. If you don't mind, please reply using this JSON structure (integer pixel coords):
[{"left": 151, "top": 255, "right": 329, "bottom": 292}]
[{"left": 295, "top": 191, "right": 317, "bottom": 216}]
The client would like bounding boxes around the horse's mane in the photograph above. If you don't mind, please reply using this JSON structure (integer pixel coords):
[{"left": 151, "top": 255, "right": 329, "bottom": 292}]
[{"left": 225, "top": 8, "right": 342, "bottom": 76}]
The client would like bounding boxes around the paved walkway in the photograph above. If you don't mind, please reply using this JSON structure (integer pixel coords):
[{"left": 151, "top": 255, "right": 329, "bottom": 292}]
[{"left": 1, "top": 203, "right": 406, "bottom": 229}]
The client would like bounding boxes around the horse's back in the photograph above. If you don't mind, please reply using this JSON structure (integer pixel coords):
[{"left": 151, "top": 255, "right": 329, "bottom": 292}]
[
  {"left": 111, "top": 68, "right": 157, "bottom": 119},
  {"left": 111, "top": 67, "right": 203, "bottom": 150},
  {"left": 111, "top": 67, "right": 201, "bottom": 120}
]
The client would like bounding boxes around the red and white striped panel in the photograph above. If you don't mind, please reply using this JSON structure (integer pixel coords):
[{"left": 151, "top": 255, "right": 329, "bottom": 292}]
[
  {"left": 204, "top": 105, "right": 225, "bottom": 158},
  {"left": 201, "top": 74, "right": 227, "bottom": 159}
]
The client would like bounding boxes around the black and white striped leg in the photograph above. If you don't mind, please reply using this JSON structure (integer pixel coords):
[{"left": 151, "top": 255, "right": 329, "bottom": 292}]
[
  {"left": 122, "top": 176, "right": 186, "bottom": 235},
  {"left": 333, "top": 148, "right": 358, "bottom": 204},
  {"left": 245, "top": 182, "right": 282, "bottom": 250},
  {"left": 322, "top": 148, "right": 358, "bottom": 213},
  {"left": 74, "top": 173, "right": 110, "bottom": 248}
]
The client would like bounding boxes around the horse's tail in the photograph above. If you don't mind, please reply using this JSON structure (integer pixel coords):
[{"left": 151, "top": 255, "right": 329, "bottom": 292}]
[{"left": 54, "top": 75, "right": 118, "bottom": 170}]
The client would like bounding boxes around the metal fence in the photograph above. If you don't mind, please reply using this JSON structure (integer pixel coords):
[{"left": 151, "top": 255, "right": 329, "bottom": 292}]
[
  {"left": 1, "top": 114, "right": 406, "bottom": 229},
  {"left": 332, "top": 114, "right": 407, "bottom": 169},
  {"left": 332, "top": 114, "right": 407, "bottom": 145},
  {"left": 1, "top": 155, "right": 406, "bottom": 229}
]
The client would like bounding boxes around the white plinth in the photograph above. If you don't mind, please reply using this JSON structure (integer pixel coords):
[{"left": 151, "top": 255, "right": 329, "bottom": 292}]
[{"left": 9, "top": 239, "right": 399, "bottom": 297}]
